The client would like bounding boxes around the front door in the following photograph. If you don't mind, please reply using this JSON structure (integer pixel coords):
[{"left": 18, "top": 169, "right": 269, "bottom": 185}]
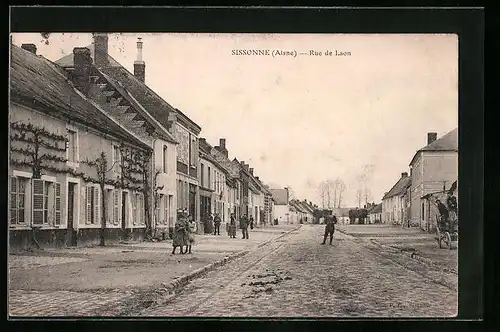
[{"left": 67, "top": 183, "right": 77, "bottom": 246}]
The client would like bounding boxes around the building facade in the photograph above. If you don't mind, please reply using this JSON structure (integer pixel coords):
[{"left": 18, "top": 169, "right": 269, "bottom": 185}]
[
  {"left": 409, "top": 130, "right": 458, "bottom": 232},
  {"left": 10, "top": 44, "right": 152, "bottom": 250},
  {"left": 382, "top": 172, "right": 412, "bottom": 225}
]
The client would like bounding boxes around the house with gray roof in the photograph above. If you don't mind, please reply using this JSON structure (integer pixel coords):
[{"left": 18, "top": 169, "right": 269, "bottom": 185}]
[{"left": 382, "top": 172, "right": 412, "bottom": 225}]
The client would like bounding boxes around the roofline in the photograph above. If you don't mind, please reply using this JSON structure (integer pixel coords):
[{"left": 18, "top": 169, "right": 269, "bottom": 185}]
[
  {"left": 382, "top": 177, "right": 412, "bottom": 200},
  {"left": 409, "top": 149, "right": 458, "bottom": 166},
  {"left": 98, "top": 70, "right": 178, "bottom": 145},
  {"left": 175, "top": 108, "right": 202, "bottom": 134}
]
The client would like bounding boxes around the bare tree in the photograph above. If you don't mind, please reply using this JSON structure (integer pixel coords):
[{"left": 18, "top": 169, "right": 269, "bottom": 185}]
[
  {"left": 364, "top": 187, "right": 373, "bottom": 207},
  {"left": 317, "top": 181, "right": 328, "bottom": 208},
  {"left": 356, "top": 188, "right": 363, "bottom": 208},
  {"left": 336, "top": 179, "right": 346, "bottom": 208}
]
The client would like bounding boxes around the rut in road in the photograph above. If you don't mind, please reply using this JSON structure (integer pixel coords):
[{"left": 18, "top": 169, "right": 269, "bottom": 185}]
[
  {"left": 129, "top": 229, "right": 300, "bottom": 316},
  {"left": 139, "top": 225, "right": 457, "bottom": 317}
]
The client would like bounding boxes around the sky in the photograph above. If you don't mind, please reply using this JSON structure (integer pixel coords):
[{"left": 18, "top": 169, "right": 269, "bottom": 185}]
[{"left": 11, "top": 33, "right": 458, "bottom": 207}]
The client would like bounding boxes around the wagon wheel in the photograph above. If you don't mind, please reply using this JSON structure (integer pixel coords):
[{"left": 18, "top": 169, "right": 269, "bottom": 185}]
[
  {"left": 436, "top": 228, "right": 443, "bottom": 249},
  {"left": 444, "top": 232, "right": 452, "bottom": 249}
]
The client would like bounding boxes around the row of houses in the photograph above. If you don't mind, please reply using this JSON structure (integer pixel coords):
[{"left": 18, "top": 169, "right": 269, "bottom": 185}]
[
  {"left": 381, "top": 129, "right": 458, "bottom": 232},
  {"left": 269, "top": 188, "right": 316, "bottom": 224},
  {"left": 8, "top": 34, "right": 280, "bottom": 250}
]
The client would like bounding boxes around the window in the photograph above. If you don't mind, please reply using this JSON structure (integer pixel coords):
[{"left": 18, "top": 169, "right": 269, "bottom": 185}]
[
  {"left": 67, "top": 129, "right": 78, "bottom": 163},
  {"left": 10, "top": 177, "right": 27, "bottom": 225},
  {"left": 208, "top": 166, "right": 211, "bottom": 189},
  {"left": 163, "top": 195, "right": 169, "bottom": 226},
  {"left": 201, "top": 164, "right": 205, "bottom": 187},
  {"left": 85, "top": 185, "right": 100, "bottom": 224},
  {"left": 132, "top": 193, "right": 137, "bottom": 226},
  {"left": 157, "top": 194, "right": 163, "bottom": 224},
  {"left": 163, "top": 145, "right": 168, "bottom": 173},
  {"left": 32, "top": 179, "right": 58, "bottom": 226},
  {"left": 113, "top": 146, "right": 121, "bottom": 175}
]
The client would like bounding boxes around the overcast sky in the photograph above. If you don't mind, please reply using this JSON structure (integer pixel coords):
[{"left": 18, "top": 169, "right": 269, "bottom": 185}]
[{"left": 11, "top": 33, "right": 458, "bottom": 207}]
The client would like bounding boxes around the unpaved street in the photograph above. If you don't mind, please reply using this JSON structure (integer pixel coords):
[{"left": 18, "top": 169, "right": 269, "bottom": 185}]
[{"left": 137, "top": 224, "right": 457, "bottom": 317}]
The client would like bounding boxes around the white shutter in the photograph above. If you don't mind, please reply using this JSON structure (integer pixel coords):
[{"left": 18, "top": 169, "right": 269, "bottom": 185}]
[
  {"left": 32, "top": 179, "right": 44, "bottom": 225},
  {"left": 140, "top": 194, "right": 145, "bottom": 224},
  {"left": 132, "top": 193, "right": 137, "bottom": 226},
  {"left": 55, "top": 183, "right": 61, "bottom": 226},
  {"left": 113, "top": 189, "right": 119, "bottom": 225},
  {"left": 86, "top": 186, "right": 92, "bottom": 224},
  {"left": 10, "top": 177, "right": 17, "bottom": 224},
  {"left": 94, "top": 186, "right": 100, "bottom": 224}
]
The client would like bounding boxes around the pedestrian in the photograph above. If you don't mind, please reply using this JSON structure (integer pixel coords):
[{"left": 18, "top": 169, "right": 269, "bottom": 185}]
[
  {"left": 446, "top": 192, "right": 458, "bottom": 220},
  {"left": 172, "top": 210, "right": 187, "bottom": 255},
  {"left": 249, "top": 216, "right": 254, "bottom": 230},
  {"left": 184, "top": 213, "right": 195, "bottom": 254},
  {"left": 228, "top": 213, "right": 237, "bottom": 238},
  {"left": 240, "top": 214, "right": 249, "bottom": 239},
  {"left": 213, "top": 213, "right": 222, "bottom": 235},
  {"left": 321, "top": 215, "right": 337, "bottom": 245}
]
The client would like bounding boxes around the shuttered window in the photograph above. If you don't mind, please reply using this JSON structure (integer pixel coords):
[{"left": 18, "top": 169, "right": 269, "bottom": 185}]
[
  {"left": 85, "top": 185, "right": 100, "bottom": 224},
  {"left": 33, "top": 179, "right": 45, "bottom": 225},
  {"left": 10, "top": 177, "right": 26, "bottom": 225},
  {"left": 113, "top": 189, "right": 120, "bottom": 225},
  {"left": 55, "top": 183, "right": 61, "bottom": 226},
  {"left": 132, "top": 193, "right": 137, "bottom": 226},
  {"left": 138, "top": 193, "right": 144, "bottom": 224}
]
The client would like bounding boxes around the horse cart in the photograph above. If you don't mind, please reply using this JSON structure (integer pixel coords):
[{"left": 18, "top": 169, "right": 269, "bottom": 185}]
[{"left": 435, "top": 214, "right": 458, "bottom": 249}]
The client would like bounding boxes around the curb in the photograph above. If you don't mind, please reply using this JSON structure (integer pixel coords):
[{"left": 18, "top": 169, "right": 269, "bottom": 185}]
[{"left": 125, "top": 224, "right": 302, "bottom": 313}]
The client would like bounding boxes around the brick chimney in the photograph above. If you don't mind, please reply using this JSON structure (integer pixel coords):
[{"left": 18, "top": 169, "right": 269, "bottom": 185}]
[
  {"left": 93, "top": 33, "right": 109, "bottom": 67},
  {"left": 255, "top": 176, "right": 260, "bottom": 181},
  {"left": 134, "top": 37, "right": 145, "bottom": 83},
  {"left": 427, "top": 132, "right": 438, "bottom": 145},
  {"left": 215, "top": 138, "right": 228, "bottom": 157},
  {"left": 73, "top": 47, "right": 92, "bottom": 95},
  {"left": 401, "top": 172, "right": 408, "bottom": 178},
  {"left": 21, "top": 43, "right": 37, "bottom": 54},
  {"left": 249, "top": 168, "right": 254, "bottom": 175}
]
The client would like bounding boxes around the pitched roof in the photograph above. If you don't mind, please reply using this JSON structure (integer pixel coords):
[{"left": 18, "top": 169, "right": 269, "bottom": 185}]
[
  {"left": 368, "top": 203, "right": 382, "bottom": 214},
  {"left": 409, "top": 128, "right": 458, "bottom": 165},
  {"left": 209, "top": 145, "right": 240, "bottom": 179},
  {"left": 10, "top": 44, "right": 150, "bottom": 150},
  {"left": 269, "top": 188, "right": 288, "bottom": 205},
  {"left": 383, "top": 175, "right": 412, "bottom": 200},
  {"left": 55, "top": 44, "right": 201, "bottom": 136}
]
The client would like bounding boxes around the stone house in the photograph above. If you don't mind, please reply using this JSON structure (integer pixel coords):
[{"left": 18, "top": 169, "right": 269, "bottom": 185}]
[
  {"left": 409, "top": 129, "right": 458, "bottom": 232},
  {"left": 382, "top": 172, "right": 412, "bottom": 225},
  {"left": 367, "top": 203, "right": 382, "bottom": 224},
  {"left": 269, "top": 187, "right": 292, "bottom": 224},
  {"left": 9, "top": 44, "right": 152, "bottom": 250},
  {"left": 55, "top": 36, "right": 180, "bottom": 237}
]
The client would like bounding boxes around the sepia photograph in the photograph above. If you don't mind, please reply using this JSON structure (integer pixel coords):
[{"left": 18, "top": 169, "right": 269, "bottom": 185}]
[{"left": 8, "top": 31, "right": 460, "bottom": 318}]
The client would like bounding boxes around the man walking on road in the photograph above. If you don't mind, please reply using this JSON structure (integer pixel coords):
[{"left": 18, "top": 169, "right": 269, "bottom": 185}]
[
  {"left": 213, "top": 213, "right": 222, "bottom": 235},
  {"left": 240, "top": 214, "right": 249, "bottom": 239},
  {"left": 321, "top": 215, "right": 337, "bottom": 245}
]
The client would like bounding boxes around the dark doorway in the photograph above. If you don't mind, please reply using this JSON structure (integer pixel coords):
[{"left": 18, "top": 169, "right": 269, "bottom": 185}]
[{"left": 67, "top": 183, "right": 77, "bottom": 246}]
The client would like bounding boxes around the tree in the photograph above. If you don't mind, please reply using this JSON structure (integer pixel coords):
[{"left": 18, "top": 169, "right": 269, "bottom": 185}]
[
  {"left": 139, "top": 152, "right": 153, "bottom": 239},
  {"left": 336, "top": 179, "right": 346, "bottom": 208},
  {"left": 363, "top": 187, "right": 373, "bottom": 207},
  {"left": 356, "top": 188, "right": 363, "bottom": 208},
  {"left": 152, "top": 169, "right": 164, "bottom": 238}
]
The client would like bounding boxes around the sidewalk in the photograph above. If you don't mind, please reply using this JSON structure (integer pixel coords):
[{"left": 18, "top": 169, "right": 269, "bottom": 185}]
[
  {"left": 9, "top": 224, "right": 298, "bottom": 317},
  {"left": 336, "top": 224, "right": 457, "bottom": 273}
]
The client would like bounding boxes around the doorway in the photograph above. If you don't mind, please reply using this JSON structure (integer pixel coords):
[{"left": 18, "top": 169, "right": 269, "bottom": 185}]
[{"left": 67, "top": 183, "right": 77, "bottom": 246}]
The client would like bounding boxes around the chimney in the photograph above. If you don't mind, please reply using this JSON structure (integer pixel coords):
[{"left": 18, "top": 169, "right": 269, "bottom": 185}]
[
  {"left": 134, "top": 37, "right": 146, "bottom": 83},
  {"left": 215, "top": 138, "right": 228, "bottom": 157},
  {"left": 427, "top": 132, "right": 438, "bottom": 145},
  {"left": 73, "top": 47, "right": 92, "bottom": 95},
  {"left": 401, "top": 172, "right": 408, "bottom": 178},
  {"left": 219, "top": 138, "right": 226, "bottom": 149},
  {"left": 249, "top": 168, "right": 254, "bottom": 175},
  {"left": 21, "top": 43, "right": 37, "bottom": 54},
  {"left": 93, "top": 33, "right": 109, "bottom": 67},
  {"left": 255, "top": 176, "right": 259, "bottom": 181}
]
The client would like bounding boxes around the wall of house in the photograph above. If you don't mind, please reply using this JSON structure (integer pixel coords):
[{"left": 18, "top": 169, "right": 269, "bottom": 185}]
[
  {"left": 9, "top": 103, "right": 147, "bottom": 250},
  {"left": 273, "top": 205, "right": 290, "bottom": 224},
  {"left": 153, "top": 139, "right": 177, "bottom": 231}
]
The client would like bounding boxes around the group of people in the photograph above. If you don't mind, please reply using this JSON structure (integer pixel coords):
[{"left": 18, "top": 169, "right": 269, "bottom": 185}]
[
  {"left": 172, "top": 210, "right": 196, "bottom": 255},
  {"left": 227, "top": 213, "right": 254, "bottom": 239}
]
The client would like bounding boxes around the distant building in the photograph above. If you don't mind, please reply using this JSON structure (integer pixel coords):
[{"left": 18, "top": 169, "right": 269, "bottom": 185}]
[
  {"left": 367, "top": 203, "right": 382, "bottom": 224},
  {"left": 269, "top": 188, "right": 291, "bottom": 224},
  {"left": 382, "top": 173, "right": 412, "bottom": 225},
  {"left": 409, "top": 129, "right": 458, "bottom": 232}
]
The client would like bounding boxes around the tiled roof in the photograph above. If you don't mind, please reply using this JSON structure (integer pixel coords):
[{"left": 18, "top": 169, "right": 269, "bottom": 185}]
[
  {"left": 409, "top": 128, "right": 458, "bottom": 165},
  {"left": 10, "top": 44, "right": 150, "bottom": 150},
  {"left": 383, "top": 176, "right": 412, "bottom": 200},
  {"left": 55, "top": 45, "right": 200, "bottom": 137},
  {"left": 269, "top": 188, "right": 288, "bottom": 205},
  {"left": 210, "top": 147, "right": 240, "bottom": 179}
]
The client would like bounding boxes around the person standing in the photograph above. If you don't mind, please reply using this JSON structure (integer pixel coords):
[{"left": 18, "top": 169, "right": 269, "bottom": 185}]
[
  {"left": 240, "top": 214, "right": 249, "bottom": 239},
  {"left": 446, "top": 192, "right": 458, "bottom": 220},
  {"left": 321, "top": 215, "right": 337, "bottom": 245},
  {"left": 228, "top": 213, "right": 237, "bottom": 238},
  {"left": 185, "top": 213, "right": 196, "bottom": 254},
  {"left": 249, "top": 216, "right": 255, "bottom": 230},
  {"left": 213, "top": 213, "right": 222, "bottom": 235},
  {"left": 435, "top": 199, "right": 450, "bottom": 229},
  {"left": 172, "top": 211, "right": 187, "bottom": 254}
]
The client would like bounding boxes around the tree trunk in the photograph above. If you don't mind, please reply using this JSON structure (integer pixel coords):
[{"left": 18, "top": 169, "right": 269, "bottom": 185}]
[{"left": 99, "top": 182, "right": 106, "bottom": 246}]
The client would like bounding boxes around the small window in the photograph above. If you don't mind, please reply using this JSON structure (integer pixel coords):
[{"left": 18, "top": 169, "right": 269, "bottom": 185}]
[
  {"left": 163, "top": 145, "right": 168, "bottom": 173},
  {"left": 113, "top": 146, "right": 121, "bottom": 175},
  {"left": 85, "top": 184, "right": 100, "bottom": 224}
]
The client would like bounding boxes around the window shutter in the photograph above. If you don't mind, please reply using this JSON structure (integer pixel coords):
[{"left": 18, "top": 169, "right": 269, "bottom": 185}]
[
  {"left": 32, "top": 179, "right": 44, "bottom": 225},
  {"left": 10, "top": 177, "right": 17, "bottom": 224},
  {"left": 55, "top": 183, "right": 61, "bottom": 226},
  {"left": 132, "top": 193, "right": 137, "bottom": 226},
  {"left": 94, "top": 186, "right": 100, "bottom": 224},
  {"left": 113, "top": 190, "right": 119, "bottom": 225},
  {"left": 86, "top": 186, "right": 92, "bottom": 224},
  {"left": 140, "top": 194, "right": 144, "bottom": 224}
]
